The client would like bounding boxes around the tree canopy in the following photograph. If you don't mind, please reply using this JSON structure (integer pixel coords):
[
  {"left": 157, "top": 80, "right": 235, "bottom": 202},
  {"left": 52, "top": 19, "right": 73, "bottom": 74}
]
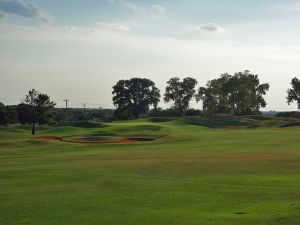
[
  {"left": 287, "top": 77, "right": 300, "bottom": 110},
  {"left": 112, "top": 78, "right": 160, "bottom": 119},
  {"left": 24, "top": 89, "right": 56, "bottom": 135},
  {"left": 0, "top": 102, "right": 6, "bottom": 126},
  {"left": 197, "top": 71, "right": 269, "bottom": 115},
  {"left": 164, "top": 77, "right": 198, "bottom": 115}
]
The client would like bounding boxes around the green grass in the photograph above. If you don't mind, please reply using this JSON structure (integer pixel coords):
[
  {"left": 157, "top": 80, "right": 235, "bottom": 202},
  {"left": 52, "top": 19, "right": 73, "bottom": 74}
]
[{"left": 1, "top": 116, "right": 300, "bottom": 225}]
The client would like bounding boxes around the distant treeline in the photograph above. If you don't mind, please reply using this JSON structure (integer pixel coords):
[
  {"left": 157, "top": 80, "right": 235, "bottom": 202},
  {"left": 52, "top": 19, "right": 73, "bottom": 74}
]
[
  {"left": 1, "top": 70, "right": 300, "bottom": 133},
  {"left": 0, "top": 104, "right": 114, "bottom": 127}
]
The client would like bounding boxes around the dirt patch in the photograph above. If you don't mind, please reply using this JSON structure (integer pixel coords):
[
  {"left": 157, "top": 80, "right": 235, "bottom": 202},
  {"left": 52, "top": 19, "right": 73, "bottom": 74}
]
[
  {"left": 34, "top": 136, "right": 138, "bottom": 145},
  {"left": 34, "top": 136, "right": 62, "bottom": 141},
  {"left": 117, "top": 140, "right": 136, "bottom": 145}
]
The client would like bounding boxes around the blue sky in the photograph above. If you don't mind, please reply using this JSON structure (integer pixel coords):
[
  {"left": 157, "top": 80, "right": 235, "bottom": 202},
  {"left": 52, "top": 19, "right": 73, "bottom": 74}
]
[{"left": 1, "top": 0, "right": 300, "bottom": 109}]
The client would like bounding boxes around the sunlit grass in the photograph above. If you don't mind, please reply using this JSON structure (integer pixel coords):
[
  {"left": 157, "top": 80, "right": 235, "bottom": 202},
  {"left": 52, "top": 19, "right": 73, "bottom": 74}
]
[{"left": 1, "top": 116, "right": 300, "bottom": 225}]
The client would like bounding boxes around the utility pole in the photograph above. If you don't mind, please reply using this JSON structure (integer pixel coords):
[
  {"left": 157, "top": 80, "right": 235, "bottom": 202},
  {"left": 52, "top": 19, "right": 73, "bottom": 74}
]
[
  {"left": 63, "top": 99, "right": 70, "bottom": 125},
  {"left": 83, "top": 103, "right": 86, "bottom": 110},
  {"left": 64, "top": 99, "right": 70, "bottom": 110}
]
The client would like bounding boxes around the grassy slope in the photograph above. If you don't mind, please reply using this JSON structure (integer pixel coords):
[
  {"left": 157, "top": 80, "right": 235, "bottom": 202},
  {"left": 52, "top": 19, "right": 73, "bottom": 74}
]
[{"left": 1, "top": 117, "right": 300, "bottom": 225}]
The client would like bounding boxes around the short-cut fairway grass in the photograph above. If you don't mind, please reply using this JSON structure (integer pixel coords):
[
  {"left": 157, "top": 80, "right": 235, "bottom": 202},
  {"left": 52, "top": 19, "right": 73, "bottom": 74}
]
[{"left": 1, "top": 116, "right": 300, "bottom": 225}]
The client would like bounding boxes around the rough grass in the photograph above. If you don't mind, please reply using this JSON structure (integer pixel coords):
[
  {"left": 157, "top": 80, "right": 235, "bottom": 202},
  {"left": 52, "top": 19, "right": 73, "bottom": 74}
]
[{"left": 1, "top": 116, "right": 300, "bottom": 225}]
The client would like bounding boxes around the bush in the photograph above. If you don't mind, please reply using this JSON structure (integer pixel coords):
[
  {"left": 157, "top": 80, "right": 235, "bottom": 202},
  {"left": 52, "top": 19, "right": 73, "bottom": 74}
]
[
  {"left": 149, "top": 108, "right": 181, "bottom": 117},
  {"left": 185, "top": 109, "right": 203, "bottom": 116},
  {"left": 275, "top": 111, "right": 300, "bottom": 119},
  {"left": 149, "top": 108, "right": 202, "bottom": 117}
]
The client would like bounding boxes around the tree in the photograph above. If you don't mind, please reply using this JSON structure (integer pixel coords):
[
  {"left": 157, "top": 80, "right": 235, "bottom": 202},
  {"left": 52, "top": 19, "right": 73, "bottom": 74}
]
[
  {"left": 112, "top": 78, "right": 160, "bottom": 119},
  {"left": 0, "top": 102, "right": 6, "bottom": 127},
  {"left": 197, "top": 71, "right": 269, "bottom": 115},
  {"left": 17, "top": 103, "right": 32, "bottom": 124},
  {"left": 197, "top": 74, "right": 231, "bottom": 114},
  {"left": 287, "top": 77, "right": 300, "bottom": 110},
  {"left": 35, "top": 93, "right": 56, "bottom": 125},
  {"left": 164, "top": 77, "right": 198, "bottom": 116},
  {"left": 24, "top": 89, "right": 56, "bottom": 135},
  {"left": 4, "top": 105, "right": 18, "bottom": 125}
]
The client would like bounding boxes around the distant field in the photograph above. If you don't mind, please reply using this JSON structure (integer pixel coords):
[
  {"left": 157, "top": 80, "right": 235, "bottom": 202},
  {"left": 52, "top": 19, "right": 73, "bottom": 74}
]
[{"left": 1, "top": 116, "right": 300, "bottom": 225}]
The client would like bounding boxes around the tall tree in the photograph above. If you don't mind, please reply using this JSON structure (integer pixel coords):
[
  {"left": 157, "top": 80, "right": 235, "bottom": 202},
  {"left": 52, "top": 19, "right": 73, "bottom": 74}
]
[
  {"left": 24, "top": 89, "right": 56, "bottom": 135},
  {"left": 197, "top": 74, "right": 231, "bottom": 114},
  {"left": 197, "top": 71, "right": 269, "bottom": 115},
  {"left": 112, "top": 78, "right": 160, "bottom": 119},
  {"left": 164, "top": 77, "right": 198, "bottom": 116},
  {"left": 287, "top": 77, "right": 300, "bottom": 109},
  {"left": 35, "top": 93, "right": 56, "bottom": 125},
  {"left": 0, "top": 102, "right": 6, "bottom": 127},
  {"left": 25, "top": 89, "right": 38, "bottom": 135}
]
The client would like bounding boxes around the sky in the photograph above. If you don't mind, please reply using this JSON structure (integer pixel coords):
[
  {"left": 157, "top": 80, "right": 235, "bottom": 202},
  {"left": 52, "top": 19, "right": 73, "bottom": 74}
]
[{"left": 1, "top": 0, "right": 300, "bottom": 110}]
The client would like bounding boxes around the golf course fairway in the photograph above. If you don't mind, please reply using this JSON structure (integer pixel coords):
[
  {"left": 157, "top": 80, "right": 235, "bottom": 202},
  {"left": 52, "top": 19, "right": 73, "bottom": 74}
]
[{"left": 1, "top": 116, "right": 300, "bottom": 225}]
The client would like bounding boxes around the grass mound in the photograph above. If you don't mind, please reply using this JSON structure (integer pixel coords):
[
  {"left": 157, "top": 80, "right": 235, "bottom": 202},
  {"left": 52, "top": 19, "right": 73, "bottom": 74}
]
[
  {"left": 148, "top": 117, "right": 174, "bottom": 123},
  {"left": 63, "top": 134, "right": 121, "bottom": 143},
  {"left": 279, "top": 121, "right": 300, "bottom": 128},
  {"left": 72, "top": 121, "right": 106, "bottom": 128},
  {"left": 180, "top": 116, "right": 249, "bottom": 128},
  {"left": 115, "top": 125, "right": 162, "bottom": 133},
  {"left": 149, "top": 115, "right": 300, "bottom": 129}
]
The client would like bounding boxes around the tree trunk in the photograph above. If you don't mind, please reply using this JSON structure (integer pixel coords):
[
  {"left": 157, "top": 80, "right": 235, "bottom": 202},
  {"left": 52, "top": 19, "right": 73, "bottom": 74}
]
[
  {"left": 180, "top": 108, "right": 186, "bottom": 117},
  {"left": 3, "top": 108, "right": 7, "bottom": 128},
  {"left": 133, "top": 104, "right": 139, "bottom": 119},
  {"left": 134, "top": 111, "right": 139, "bottom": 119},
  {"left": 32, "top": 107, "right": 35, "bottom": 135}
]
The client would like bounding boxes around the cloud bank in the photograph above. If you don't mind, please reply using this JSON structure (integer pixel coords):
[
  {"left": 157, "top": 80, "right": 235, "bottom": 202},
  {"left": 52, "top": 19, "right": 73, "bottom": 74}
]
[
  {"left": 0, "top": 23, "right": 299, "bottom": 110},
  {"left": 0, "top": 0, "right": 53, "bottom": 22}
]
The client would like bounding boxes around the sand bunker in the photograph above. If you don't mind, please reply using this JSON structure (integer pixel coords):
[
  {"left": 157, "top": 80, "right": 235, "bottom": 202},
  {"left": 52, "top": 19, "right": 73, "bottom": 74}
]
[
  {"left": 34, "top": 136, "right": 154, "bottom": 145},
  {"left": 36, "top": 136, "right": 62, "bottom": 141}
]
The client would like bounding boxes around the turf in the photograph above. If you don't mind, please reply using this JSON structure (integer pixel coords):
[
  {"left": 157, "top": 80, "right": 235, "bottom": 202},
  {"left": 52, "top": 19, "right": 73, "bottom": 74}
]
[{"left": 1, "top": 116, "right": 300, "bottom": 225}]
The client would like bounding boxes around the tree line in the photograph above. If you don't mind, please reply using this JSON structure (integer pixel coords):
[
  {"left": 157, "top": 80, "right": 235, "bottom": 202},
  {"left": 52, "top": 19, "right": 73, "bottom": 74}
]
[
  {"left": 2, "top": 70, "right": 300, "bottom": 134},
  {"left": 112, "top": 71, "right": 300, "bottom": 119},
  {"left": 0, "top": 89, "right": 114, "bottom": 134}
]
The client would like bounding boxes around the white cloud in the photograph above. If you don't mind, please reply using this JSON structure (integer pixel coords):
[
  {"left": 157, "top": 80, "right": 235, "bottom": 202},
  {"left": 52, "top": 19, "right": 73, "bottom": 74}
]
[
  {"left": 0, "top": 0, "right": 53, "bottom": 23},
  {"left": 96, "top": 21, "right": 131, "bottom": 32},
  {"left": 151, "top": 4, "right": 166, "bottom": 13},
  {"left": 118, "top": 1, "right": 135, "bottom": 11},
  {"left": 273, "top": 2, "right": 300, "bottom": 12},
  {"left": 110, "top": 0, "right": 145, "bottom": 13},
  {"left": 192, "top": 23, "right": 225, "bottom": 32}
]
